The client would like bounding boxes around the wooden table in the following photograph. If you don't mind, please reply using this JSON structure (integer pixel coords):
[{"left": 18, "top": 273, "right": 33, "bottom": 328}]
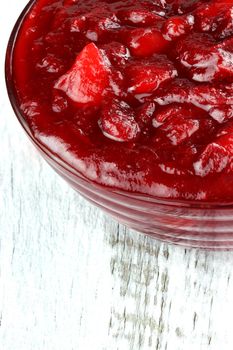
[{"left": 1, "top": 2, "right": 233, "bottom": 349}]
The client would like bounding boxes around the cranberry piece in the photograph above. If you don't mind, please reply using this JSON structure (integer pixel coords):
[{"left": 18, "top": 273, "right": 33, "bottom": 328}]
[
  {"left": 99, "top": 100, "right": 140, "bottom": 142},
  {"left": 136, "top": 102, "right": 156, "bottom": 129},
  {"left": 54, "top": 43, "right": 109, "bottom": 106},
  {"left": 125, "top": 55, "right": 177, "bottom": 94},
  {"left": 162, "top": 15, "right": 194, "bottom": 40},
  {"left": 194, "top": 1, "right": 233, "bottom": 39},
  {"left": 216, "top": 38, "right": 233, "bottom": 80},
  {"left": 152, "top": 104, "right": 207, "bottom": 127},
  {"left": 175, "top": 32, "right": 233, "bottom": 82},
  {"left": 36, "top": 54, "right": 64, "bottom": 74},
  {"left": 51, "top": 8, "right": 67, "bottom": 30},
  {"left": 154, "top": 78, "right": 195, "bottom": 106},
  {"left": 44, "top": 31, "right": 66, "bottom": 46},
  {"left": 166, "top": 0, "right": 201, "bottom": 15},
  {"left": 52, "top": 92, "right": 68, "bottom": 113},
  {"left": 100, "top": 42, "right": 130, "bottom": 67},
  {"left": 108, "top": 69, "right": 126, "bottom": 98},
  {"left": 154, "top": 79, "right": 233, "bottom": 123},
  {"left": 124, "top": 27, "right": 169, "bottom": 57},
  {"left": 209, "top": 105, "right": 233, "bottom": 124},
  {"left": 216, "top": 8, "right": 233, "bottom": 40},
  {"left": 174, "top": 33, "right": 221, "bottom": 82},
  {"left": 117, "top": 8, "right": 164, "bottom": 27},
  {"left": 214, "top": 125, "right": 233, "bottom": 171},
  {"left": 194, "top": 3, "right": 223, "bottom": 32},
  {"left": 21, "top": 101, "right": 41, "bottom": 118},
  {"left": 190, "top": 84, "right": 233, "bottom": 119},
  {"left": 192, "top": 84, "right": 233, "bottom": 106},
  {"left": 70, "top": 16, "right": 86, "bottom": 32},
  {"left": 194, "top": 143, "right": 229, "bottom": 177},
  {"left": 85, "top": 7, "right": 120, "bottom": 41},
  {"left": 159, "top": 116, "right": 199, "bottom": 146}
]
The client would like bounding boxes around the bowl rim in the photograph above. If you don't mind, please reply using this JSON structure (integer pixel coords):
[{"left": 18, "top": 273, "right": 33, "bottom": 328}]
[{"left": 5, "top": 0, "right": 233, "bottom": 211}]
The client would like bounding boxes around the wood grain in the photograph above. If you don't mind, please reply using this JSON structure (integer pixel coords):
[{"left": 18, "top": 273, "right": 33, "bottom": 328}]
[{"left": 1, "top": 2, "right": 233, "bottom": 349}]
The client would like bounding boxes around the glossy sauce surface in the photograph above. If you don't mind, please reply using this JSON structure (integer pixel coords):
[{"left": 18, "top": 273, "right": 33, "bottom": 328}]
[{"left": 13, "top": 0, "right": 233, "bottom": 201}]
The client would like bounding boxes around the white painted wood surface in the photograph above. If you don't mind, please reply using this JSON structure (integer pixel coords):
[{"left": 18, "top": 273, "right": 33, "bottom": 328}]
[{"left": 2, "top": 2, "right": 233, "bottom": 349}]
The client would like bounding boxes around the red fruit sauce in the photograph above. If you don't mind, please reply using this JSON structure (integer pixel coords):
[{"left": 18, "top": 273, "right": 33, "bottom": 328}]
[{"left": 13, "top": 0, "right": 233, "bottom": 202}]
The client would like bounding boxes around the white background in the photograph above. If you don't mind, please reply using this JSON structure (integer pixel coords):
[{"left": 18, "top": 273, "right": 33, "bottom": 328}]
[{"left": 1, "top": 1, "right": 233, "bottom": 349}]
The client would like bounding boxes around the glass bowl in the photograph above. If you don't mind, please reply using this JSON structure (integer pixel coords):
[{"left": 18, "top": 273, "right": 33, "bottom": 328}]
[{"left": 5, "top": 0, "right": 233, "bottom": 249}]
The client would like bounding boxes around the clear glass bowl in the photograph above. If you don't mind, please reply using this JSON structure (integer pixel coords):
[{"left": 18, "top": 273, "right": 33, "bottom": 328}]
[{"left": 5, "top": 0, "right": 233, "bottom": 249}]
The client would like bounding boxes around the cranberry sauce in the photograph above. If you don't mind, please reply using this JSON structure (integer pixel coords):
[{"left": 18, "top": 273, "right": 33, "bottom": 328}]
[{"left": 13, "top": 0, "right": 233, "bottom": 201}]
